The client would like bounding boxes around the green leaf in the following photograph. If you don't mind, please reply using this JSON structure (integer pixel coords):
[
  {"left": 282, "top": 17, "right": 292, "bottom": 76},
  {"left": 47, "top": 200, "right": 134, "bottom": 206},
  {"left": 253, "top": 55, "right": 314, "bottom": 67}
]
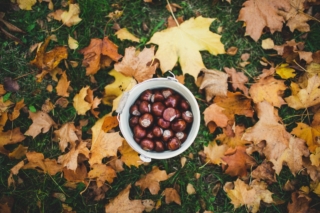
[
  {"left": 3, "top": 92, "right": 11, "bottom": 102},
  {"left": 29, "top": 105, "right": 37, "bottom": 112}
]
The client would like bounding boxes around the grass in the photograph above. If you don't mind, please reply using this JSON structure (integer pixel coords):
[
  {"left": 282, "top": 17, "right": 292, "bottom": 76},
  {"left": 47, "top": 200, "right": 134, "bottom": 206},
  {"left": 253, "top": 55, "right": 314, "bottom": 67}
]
[{"left": 1, "top": 0, "right": 320, "bottom": 212}]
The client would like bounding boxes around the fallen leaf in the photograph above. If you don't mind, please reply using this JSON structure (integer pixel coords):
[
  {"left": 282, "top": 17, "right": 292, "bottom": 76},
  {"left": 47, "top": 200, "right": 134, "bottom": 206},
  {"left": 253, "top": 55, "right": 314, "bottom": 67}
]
[
  {"left": 166, "top": 16, "right": 184, "bottom": 28},
  {"left": 221, "top": 146, "right": 257, "bottom": 177},
  {"left": 224, "top": 67, "right": 249, "bottom": 96},
  {"left": 101, "top": 37, "right": 123, "bottom": 61},
  {"left": 15, "top": 0, "right": 36, "bottom": 10},
  {"left": 85, "top": 88, "right": 101, "bottom": 118},
  {"left": 216, "top": 124, "right": 251, "bottom": 147},
  {"left": 55, "top": 97, "right": 69, "bottom": 108},
  {"left": 101, "top": 115, "right": 119, "bottom": 132},
  {"left": 199, "top": 68, "right": 229, "bottom": 101},
  {"left": 249, "top": 73, "right": 286, "bottom": 107},
  {"left": 276, "top": 63, "right": 296, "bottom": 79},
  {"left": 88, "top": 164, "right": 116, "bottom": 187},
  {"left": 148, "top": 16, "right": 225, "bottom": 79},
  {"left": 291, "top": 122, "right": 320, "bottom": 152},
  {"left": 186, "top": 183, "right": 196, "bottom": 195},
  {"left": 261, "top": 38, "right": 275, "bottom": 49},
  {"left": 106, "top": 10, "right": 123, "bottom": 20},
  {"left": 0, "top": 84, "right": 6, "bottom": 95},
  {"left": 54, "top": 123, "right": 79, "bottom": 152},
  {"left": 0, "top": 112, "right": 8, "bottom": 132},
  {"left": 8, "top": 160, "right": 24, "bottom": 187},
  {"left": 180, "top": 157, "right": 187, "bottom": 168},
  {"left": 56, "top": 71, "right": 70, "bottom": 97},
  {"left": 105, "top": 184, "right": 145, "bottom": 213},
  {"left": 287, "top": 191, "right": 312, "bottom": 213},
  {"left": 41, "top": 98, "right": 54, "bottom": 113},
  {"left": 242, "top": 101, "right": 290, "bottom": 160},
  {"left": 73, "top": 86, "right": 91, "bottom": 115},
  {"left": 241, "top": 53, "right": 250, "bottom": 61},
  {"left": 203, "top": 141, "right": 228, "bottom": 165},
  {"left": 61, "top": 3, "right": 82, "bottom": 27},
  {"left": 24, "top": 111, "right": 56, "bottom": 138},
  {"left": 109, "top": 156, "right": 124, "bottom": 172},
  {"left": 135, "top": 166, "right": 168, "bottom": 195},
  {"left": 22, "top": 152, "right": 63, "bottom": 175},
  {"left": 119, "top": 140, "right": 145, "bottom": 167},
  {"left": 115, "top": 28, "right": 140, "bottom": 42},
  {"left": 225, "top": 179, "right": 273, "bottom": 213},
  {"left": 8, "top": 144, "right": 28, "bottom": 159},
  {"left": 165, "top": 3, "right": 182, "bottom": 12},
  {"left": 63, "top": 163, "right": 87, "bottom": 182},
  {"left": 203, "top": 104, "right": 229, "bottom": 127},
  {"left": 8, "top": 99, "right": 25, "bottom": 121},
  {"left": 310, "top": 147, "right": 320, "bottom": 166},
  {"left": 142, "top": 199, "right": 155, "bottom": 212},
  {"left": 162, "top": 188, "right": 181, "bottom": 205},
  {"left": 285, "top": 74, "right": 320, "bottom": 109},
  {"left": 68, "top": 35, "right": 78, "bottom": 49},
  {"left": 111, "top": 78, "right": 137, "bottom": 112},
  {"left": 251, "top": 161, "right": 277, "bottom": 184},
  {"left": 114, "top": 46, "right": 157, "bottom": 83},
  {"left": 226, "top": 46, "right": 238, "bottom": 55}
]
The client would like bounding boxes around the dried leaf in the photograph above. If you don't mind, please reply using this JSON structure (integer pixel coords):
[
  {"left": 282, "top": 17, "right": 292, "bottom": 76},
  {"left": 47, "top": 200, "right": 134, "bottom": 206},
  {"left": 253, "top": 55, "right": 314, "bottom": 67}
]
[
  {"left": 61, "top": 4, "right": 82, "bottom": 27},
  {"left": 88, "top": 164, "right": 116, "bottom": 187},
  {"left": 56, "top": 71, "right": 70, "bottom": 97},
  {"left": 203, "top": 141, "right": 228, "bottom": 165},
  {"left": 54, "top": 123, "right": 79, "bottom": 152},
  {"left": 68, "top": 35, "right": 78, "bottom": 49},
  {"left": 8, "top": 144, "right": 28, "bottom": 159},
  {"left": 203, "top": 104, "right": 229, "bottom": 127},
  {"left": 291, "top": 122, "right": 320, "bottom": 152},
  {"left": 119, "top": 140, "right": 145, "bottom": 168},
  {"left": 24, "top": 111, "right": 56, "bottom": 138},
  {"left": 73, "top": 86, "right": 91, "bottom": 115},
  {"left": 162, "top": 188, "right": 181, "bottom": 205},
  {"left": 8, "top": 99, "right": 25, "bottom": 121},
  {"left": 115, "top": 28, "right": 140, "bottom": 42}
]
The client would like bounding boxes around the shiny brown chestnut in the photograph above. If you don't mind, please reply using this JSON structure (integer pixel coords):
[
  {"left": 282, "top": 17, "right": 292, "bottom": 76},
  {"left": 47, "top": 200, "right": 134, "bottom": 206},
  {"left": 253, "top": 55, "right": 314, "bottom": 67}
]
[
  {"left": 175, "top": 109, "right": 181, "bottom": 119},
  {"left": 140, "top": 138, "right": 155, "bottom": 151},
  {"left": 152, "top": 126, "right": 163, "bottom": 137},
  {"left": 164, "top": 95, "right": 179, "bottom": 108},
  {"left": 151, "top": 102, "right": 165, "bottom": 117},
  {"left": 182, "top": 111, "right": 193, "bottom": 123},
  {"left": 163, "top": 107, "right": 177, "bottom": 121},
  {"left": 139, "top": 89, "right": 153, "bottom": 101},
  {"left": 171, "top": 119, "right": 187, "bottom": 132},
  {"left": 176, "top": 132, "right": 187, "bottom": 143},
  {"left": 157, "top": 118, "right": 171, "bottom": 129},
  {"left": 162, "top": 129, "right": 174, "bottom": 142},
  {"left": 151, "top": 90, "right": 165, "bottom": 103},
  {"left": 139, "top": 113, "right": 154, "bottom": 128},
  {"left": 154, "top": 141, "right": 165, "bottom": 152},
  {"left": 133, "top": 125, "right": 146, "bottom": 139},
  {"left": 139, "top": 101, "right": 150, "bottom": 114},
  {"left": 130, "top": 104, "right": 141, "bottom": 116},
  {"left": 162, "top": 88, "right": 174, "bottom": 98},
  {"left": 129, "top": 116, "right": 139, "bottom": 128},
  {"left": 146, "top": 130, "right": 154, "bottom": 139},
  {"left": 180, "top": 99, "right": 190, "bottom": 111},
  {"left": 167, "top": 137, "right": 181, "bottom": 150}
]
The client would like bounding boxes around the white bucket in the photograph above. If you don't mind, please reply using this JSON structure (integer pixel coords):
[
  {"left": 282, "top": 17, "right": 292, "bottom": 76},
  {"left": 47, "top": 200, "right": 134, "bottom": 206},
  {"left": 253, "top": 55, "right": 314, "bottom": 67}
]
[{"left": 118, "top": 76, "right": 200, "bottom": 162}]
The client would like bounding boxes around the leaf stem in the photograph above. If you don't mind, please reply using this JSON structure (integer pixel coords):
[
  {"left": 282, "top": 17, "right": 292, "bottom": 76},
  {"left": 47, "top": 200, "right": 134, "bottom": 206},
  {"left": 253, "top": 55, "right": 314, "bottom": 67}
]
[{"left": 166, "top": 0, "right": 179, "bottom": 27}]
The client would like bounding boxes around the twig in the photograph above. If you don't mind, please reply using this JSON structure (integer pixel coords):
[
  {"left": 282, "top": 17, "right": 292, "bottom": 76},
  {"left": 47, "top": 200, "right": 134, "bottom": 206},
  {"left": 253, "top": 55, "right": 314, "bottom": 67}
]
[
  {"left": 14, "top": 71, "right": 37, "bottom": 80},
  {"left": 166, "top": 0, "right": 180, "bottom": 27}
]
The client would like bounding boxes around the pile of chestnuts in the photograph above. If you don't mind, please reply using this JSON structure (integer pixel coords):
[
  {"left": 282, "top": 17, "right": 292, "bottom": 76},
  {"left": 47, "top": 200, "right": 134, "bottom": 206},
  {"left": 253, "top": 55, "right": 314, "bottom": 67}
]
[{"left": 129, "top": 88, "right": 193, "bottom": 152}]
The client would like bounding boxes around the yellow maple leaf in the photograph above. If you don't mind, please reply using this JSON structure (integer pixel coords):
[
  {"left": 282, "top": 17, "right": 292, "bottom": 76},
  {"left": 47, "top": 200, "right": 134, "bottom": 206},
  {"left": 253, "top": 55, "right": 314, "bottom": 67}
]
[
  {"left": 275, "top": 63, "right": 296, "bottom": 79},
  {"left": 119, "top": 140, "right": 145, "bottom": 168},
  {"left": 291, "top": 122, "right": 320, "bottom": 152},
  {"left": 285, "top": 75, "right": 320, "bottom": 109},
  {"left": 88, "top": 164, "right": 117, "bottom": 188},
  {"left": 58, "top": 141, "right": 89, "bottom": 171},
  {"left": 203, "top": 141, "right": 228, "bottom": 165},
  {"left": 73, "top": 86, "right": 91, "bottom": 115},
  {"left": 148, "top": 16, "right": 225, "bottom": 79},
  {"left": 13, "top": 0, "right": 36, "bottom": 10},
  {"left": 310, "top": 147, "right": 320, "bottom": 167},
  {"left": 68, "top": 35, "right": 78, "bottom": 50},
  {"left": 61, "top": 3, "right": 82, "bottom": 27},
  {"left": 115, "top": 28, "right": 140, "bottom": 42}
]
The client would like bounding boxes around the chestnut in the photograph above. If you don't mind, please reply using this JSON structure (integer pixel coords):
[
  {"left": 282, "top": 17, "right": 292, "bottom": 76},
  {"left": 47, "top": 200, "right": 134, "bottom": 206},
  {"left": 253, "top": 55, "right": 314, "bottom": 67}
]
[
  {"left": 140, "top": 138, "right": 155, "bottom": 151},
  {"left": 151, "top": 102, "right": 165, "bottom": 117},
  {"left": 134, "top": 136, "right": 142, "bottom": 143},
  {"left": 133, "top": 125, "right": 146, "bottom": 139},
  {"left": 130, "top": 104, "right": 141, "bottom": 116},
  {"left": 162, "top": 88, "right": 174, "bottom": 98},
  {"left": 182, "top": 111, "right": 193, "bottom": 123},
  {"left": 164, "top": 95, "right": 179, "bottom": 108},
  {"left": 154, "top": 141, "right": 165, "bottom": 152},
  {"left": 129, "top": 116, "right": 139, "bottom": 128},
  {"left": 152, "top": 126, "right": 163, "bottom": 137},
  {"left": 151, "top": 90, "right": 164, "bottom": 103},
  {"left": 146, "top": 130, "right": 154, "bottom": 139},
  {"left": 167, "top": 137, "right": 181, "bottom": 150},
  {"left": 180, "top": 99, "right": 190, "bottom": 111},
  {"left": 176, "top": 132, "right": 187, "bottom": 143},
  {"left": 157, "top": 118, "right": 171, "bottom": 129},
  {"left": 140, "top": 89, "right": 153, "bottom": 101},
  {"left": 162, "top": 129, "right": 174, "bottom": 142},
  {"left": 171, "top": 119, "right": 187, "bottom": 132},
  {"left": 139, "top": 113, "right": 154, "bottom": 128},
  {"left": 139, "top": 101, "right": 150, "bottom": 114},
  {"left": 163, "top": 107, "right": 177, "bottom": 122}
]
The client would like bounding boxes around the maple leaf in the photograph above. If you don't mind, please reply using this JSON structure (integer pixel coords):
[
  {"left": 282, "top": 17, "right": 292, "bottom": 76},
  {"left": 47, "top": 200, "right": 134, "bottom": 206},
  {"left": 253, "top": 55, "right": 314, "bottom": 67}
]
[
  {"left": 135, "top": 166, "right": 168, "bottom": 195},
  {"left": 68, "top": 35, "right": 78, "bottom": 50},
  {"left": 0, "top": 112, "right": 7, "bottom": 132},
  {"left": 251, "top": 161, "right": 277, "bottom": 184},
  {"left": 0, "top": 96, "right": 13, "bottom": 115},
  {"left": 216, "top": 124, "right": 252, "bottom": 147},
  {"left": 270, "top": 136, "right": 309, "bottom": 175},
  {"left": 148, "top": 16, "right": 225, "bottom": 79},
  {"left": 0, "top": 84, "right": 6, "bottom": 95},
  {"left": 249, "top": 72, "right": 286, "bottom": 107},
  {"left": 310, "top": 147, "right": 320, "bottom": 166},
  {"left": 115, "top": 28, "right": 140, "bottom": 42},
  {"left": 287, "top": 191, "right": 314, "bottom": 213},
  {"left": 162, "top": 188, "right": 181, "bottom": 205},
  {"left": 63, "top": 163, "right": 87, "bottom": 182},
  {"left": 9, "top": 144, "right": 28, "bottom": 159},
  {"left": 13, "top": 0, "right": 36, "bottom": 10},
  {"left": 54, "top": 123, "right": 79, "bottom": 152},
  {"left": 58, "top": 141, "right": 90, "bottom": 171},
  {"left": 203, "top": 104, "right": 229, "bottom": 128},
  {"left": 291, "top": 122, "right": 320, "bottom": 152},
  {"left": 224, "top": 67, "right": 249, "bottom": 96},
  {"left": 24, "top": 111, "right": 56, "bottom": 138},
  {"left": 285, "top": 74, "right": 320, "bottom": 109},
  {"left": 225, "top": 179, "right": 273, "bottom": 213},
  {"left": 114, "top": 46, "right": 158, "bottom": 83},
  {"left": 88, "top": 164, "right": 117, "bottom": 188},
  {"left": 89, "top": 115, "right": 123, "bottom": 165},
  {"left": 202, "top": 141, "right": 228, "bottom": 165},
  {"left": 73, "top": 86, "right": 92, "bottom": 115},
  {"left": 242, "top": 101, "right": 290, "bottom": 160},
  {"left": 8, "top": 160, "right": 24, "bottom": 187},
  {"left": 118, "top": 140, "right": 145, "bottom": 168},
  {"left": 0, "top": 127, "right": 25, "bottom": 155},
  {"left": 101, "top": 115, "right": 119, "bottom": 133},
  {"left": 56, "top": 71, "right": 70, "bottom": 97},
  {"left": 85, "top": 88, "right": 101, "bottom": 118},
  {"left": 276, "top": 63, "right": 296, "bottom": 79},
  {"left": 221, "top": 146, "right": 257, "bottom": 177},
  {"left": 105, "top": 184, "right": 145, "bottom": 213},
  {"left": 61, "top": 4, "right": 82, "bottom": 27},
  {"left": 199, "top": 68, "right": 229, "bottom": 101},
  {"left": 8, "top": 99, "right": 25, "bottom": 121}
]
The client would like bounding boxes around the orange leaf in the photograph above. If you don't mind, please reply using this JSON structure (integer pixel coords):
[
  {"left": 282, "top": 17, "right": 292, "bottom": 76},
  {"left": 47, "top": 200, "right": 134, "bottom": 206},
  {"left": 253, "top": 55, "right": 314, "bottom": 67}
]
[
  {"left": 162, "top": 188, "right": 181, "bottom": 205},
  {"left": 101, "top": 37, "right": 122, "bottom": 61},
  {"left": 56, "top": 71, "right": 70, "bottom": 97},
  {"left": 8, "top": 144, "right": 28, "bottom": 159},
  {"left": 224, "top": 67, "right": 249, "bottom": 96},
  {"left": 88, "top": 164, "right": 116, "bottom": 188},
  {"left": 54, "top": 123, "right": 79, "bottom": 152},
  {"left": 63, "top": 163, "right": 87, "bottom": 182},
  {"left": 8, "top": 99, "right": 25, "bottom": 121},
  {"left": 203, "top": 104, "right": 229, "bottom": 127},
  {"left": 101, "top": 116, "right": 119, "bottom": 132},
  {"left": 119, "top": 140, "right": 145, "bottom": 168},
  {"left": 203, "top": 141, "right": 228, "bottom": 165},
  {"left": 24, "top": 111, "right": 56, "bottom": 138},
  {"left": 0, "top": 128, "right": 26, "bottom": 155}
]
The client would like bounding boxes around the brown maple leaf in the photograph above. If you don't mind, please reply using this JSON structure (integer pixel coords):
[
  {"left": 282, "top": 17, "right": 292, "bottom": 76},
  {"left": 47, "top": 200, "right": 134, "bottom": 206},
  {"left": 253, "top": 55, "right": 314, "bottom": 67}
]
[
  {"left": 162, "top": 188, "right": 181, "bottom": 205},
  {"left": 135, "top": 166, "right": 168, "bottom": 195},
  {"left": 8, "top": 99, "right": 25, "bottom": 121},
  {"left": 24, "top": 111, "right": 56, "bottom": 138},
  {"left": 114, "top": 46, "right": 158, "bottom": 83},
  {"left": 8, "top": 144, "right": 28, "bottom": 159},
  {"left": 287, "top": 191, "right": 315, "bottom": 213},
  {"left": 0, "top": 127, "right": 25, "bottom": 155},
  {"left": 56, "top": 71, "right": 70, "bottom": 97},
  {"left": 221, "top": 146, "right": 257, "bottom": 177},
  {"left": 202, "top": 141, "right": 228, "bottom": 165},
  {"left": 54, "top": 122, "right": 79, "bottom": 152},
  {"left": 251, "top": 161, "right": 277, "bottom": 184},
  {"left": 8, "top": 160, "right": 24, "bottom": 187},
  {"left": 63, "top": 163, "right": 87, "bottom": 182},
  {"left": 88, "top": 164, "right": 116, "bottom": 188},
  {"left": 224, "top": 67, "right": 249, "bottom": 96},
  {"left": 105, "top": 184, "right": 145, "bottom": 213},
  {"left": 216, "top": 124, "right": 252, "bottom": 148},
  {"left": 203, "top": 104, "right": 229, "bottom": 128}
]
